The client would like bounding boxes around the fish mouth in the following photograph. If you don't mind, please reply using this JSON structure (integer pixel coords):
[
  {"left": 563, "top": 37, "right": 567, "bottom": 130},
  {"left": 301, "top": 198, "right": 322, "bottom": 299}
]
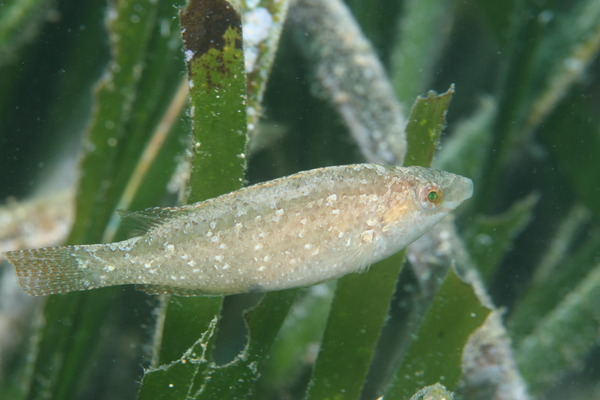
[{"left": 442, "top": 175, "right": 474, "bottom": 210}]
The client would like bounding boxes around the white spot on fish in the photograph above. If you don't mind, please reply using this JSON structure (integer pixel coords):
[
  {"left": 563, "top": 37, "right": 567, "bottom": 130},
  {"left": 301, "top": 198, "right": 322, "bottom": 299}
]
[{"left": 361, "top": 230, "right": 374, "bottom": 243}]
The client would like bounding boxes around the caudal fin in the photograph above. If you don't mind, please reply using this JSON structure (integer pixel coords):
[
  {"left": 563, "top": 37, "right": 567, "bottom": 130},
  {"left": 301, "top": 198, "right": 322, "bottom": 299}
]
[{"left": 3, "top": 246, "right": 105, "bottom": 296}]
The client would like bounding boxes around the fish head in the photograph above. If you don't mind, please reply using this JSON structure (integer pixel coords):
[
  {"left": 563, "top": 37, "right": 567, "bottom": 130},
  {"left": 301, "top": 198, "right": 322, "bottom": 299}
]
[
  {"left": 378, "top": 166, "right": 473, "bottom": 253},
  {"left": 408, "top": 166, "right": 474, "bottom": 214}
]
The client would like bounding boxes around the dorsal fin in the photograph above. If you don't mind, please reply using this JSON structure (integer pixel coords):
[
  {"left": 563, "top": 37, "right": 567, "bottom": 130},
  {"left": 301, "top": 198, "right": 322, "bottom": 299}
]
[{"left": 118, "top": 206, "right": 192, "bottom": 235}]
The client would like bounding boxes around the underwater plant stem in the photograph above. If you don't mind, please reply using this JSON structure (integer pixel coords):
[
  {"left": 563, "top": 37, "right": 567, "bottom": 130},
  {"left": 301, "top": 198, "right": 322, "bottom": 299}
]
[
  {"left": 288, "top": 0, "right": 407, "bottom": 165},
  {"left": 475, "top": 1, "right": 546, "bottom": 214},
  {"left": 390, "top": 0, "right": 455, "bottom": 107},
  {"left": 103, "top": 78, "right": 189, "bottom": 242},
  {"left": 524, "top": 4, "right": 600, "bottom": 134},
  {"left": 517, "top": 263, "right": 600, "bottom": 393}
]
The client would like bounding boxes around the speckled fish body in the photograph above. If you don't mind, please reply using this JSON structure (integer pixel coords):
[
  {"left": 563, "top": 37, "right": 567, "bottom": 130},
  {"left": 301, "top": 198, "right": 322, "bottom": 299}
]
[{"left": 4, "top": 164, "right": 473, "bottom": 296}]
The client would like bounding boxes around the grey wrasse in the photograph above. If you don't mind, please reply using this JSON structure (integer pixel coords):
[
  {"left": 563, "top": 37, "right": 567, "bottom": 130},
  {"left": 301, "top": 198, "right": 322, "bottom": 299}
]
[{"left": 3, "top": 164, "right": 473, "bottom": 296}]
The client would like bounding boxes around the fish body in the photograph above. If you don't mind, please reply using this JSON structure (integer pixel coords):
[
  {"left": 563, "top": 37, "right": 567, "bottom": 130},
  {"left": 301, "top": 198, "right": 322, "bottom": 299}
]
[{"left": 4, "top": 164, "right": 473, "bottom": 296}]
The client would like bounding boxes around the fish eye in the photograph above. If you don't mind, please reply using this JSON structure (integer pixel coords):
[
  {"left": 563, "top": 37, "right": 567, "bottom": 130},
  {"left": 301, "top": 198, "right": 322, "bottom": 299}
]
[
  {"left": 418, "top": 184, "right": 443, "bottom": 210},
  {"left": 427, "top": 191, "right": 440, "bottom": 203}
]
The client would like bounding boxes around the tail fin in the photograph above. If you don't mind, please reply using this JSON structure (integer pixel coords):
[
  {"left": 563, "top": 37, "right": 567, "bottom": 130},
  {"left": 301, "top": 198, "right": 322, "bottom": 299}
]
[{"left": 3, "top": 246, "right": 106, "bottom": 296}]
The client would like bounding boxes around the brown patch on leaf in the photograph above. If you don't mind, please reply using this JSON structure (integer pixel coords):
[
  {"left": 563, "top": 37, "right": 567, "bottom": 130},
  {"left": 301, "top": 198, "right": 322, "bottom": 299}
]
[{"left": 180, "top": 0, "right": 242, "bottom": 59}]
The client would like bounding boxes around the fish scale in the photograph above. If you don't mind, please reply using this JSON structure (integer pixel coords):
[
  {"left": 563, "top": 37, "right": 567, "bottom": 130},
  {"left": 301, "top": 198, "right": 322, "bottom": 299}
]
[{"left": 3, "top": 164, "right": 473, "bottom": 296}]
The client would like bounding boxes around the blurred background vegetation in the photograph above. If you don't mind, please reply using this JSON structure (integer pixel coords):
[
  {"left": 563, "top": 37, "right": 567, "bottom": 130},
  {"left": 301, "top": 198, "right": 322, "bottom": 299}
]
[{"left": 0, "top": 0, "right": 599, "bottom": 399}]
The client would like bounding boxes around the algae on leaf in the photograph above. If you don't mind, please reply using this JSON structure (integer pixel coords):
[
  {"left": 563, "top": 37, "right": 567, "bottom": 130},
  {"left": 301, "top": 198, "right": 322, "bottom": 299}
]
[
  {"left": 180, "top": 0, "right": 248, "bottom": 203},
  {"left": 138, "top": 0, "right": 249, "bottom": 396}
]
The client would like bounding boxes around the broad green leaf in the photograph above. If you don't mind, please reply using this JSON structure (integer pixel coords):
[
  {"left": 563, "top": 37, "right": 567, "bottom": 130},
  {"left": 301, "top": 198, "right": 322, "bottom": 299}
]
[
  {"left": 463, "top": 195, "right": 537, "bottom": 281},
  {"left": 510, "top": 90, "right": 600, "bottom": 343},
  {"left": 344, "top": 0, "right": 402, "bottom": 61},
  {"left": 403, "top": 86, "right": 454, "bottom": 167},
  {"left": 304, "top": 251, "right": 407, "bottom": 400},
  {"left": 182, "top": 0, "right": 248, "bottom": 202},
  {"left": 385, "top": 268, "right": 490, "bottom": 399},
  {"left": 391, "top": 0, "right": 456, "bottom": 107},
  {"left": 191, "top": 290, "right": 297, "bottom": 398},
  {"left": 434, "top": 97, "right": 496, "bottom": 184},
  {"left": 258, "top": 284, "right": 334, "bottom": 395},
  {"left": 0, "top": 0, "right": 51, "bottom": 63},
  {"left": 70, "top": 0, "right": 163, "bottom": 243},
  {"left": 541, "top": 93, "right": 600, "bottom": 224},
  {"left": 510, "top": 227, "right": 600, "bottom": 340},
  {"left": 137, "top": 317, "right": 219, "bottom": 400},
  {"left": 304, "top": 90, "right": 452, "bottom": 400},
  {"left": 472, "top": 0, "right": 515, "bottom": 49},
  {"left": 524, "top": 0, "right": 600, "bottom": 133},
  {"left": 0, "top": 1, "right": 110, "bottom": 200},
  {"left": 517, "top": 263, "right": 600, "bottom": 394},
  {"left": 474, "top": 1, "right": 549, "bottom": 213},
  {"left": 9, "top": 1, "right": 190, "bottom": 399},
  {"left": 139, "top": 1, "right": 248, "bottom": 396},
  {"left": 139, "top": 292, "right": 297, "bottom": 400},
  {"left": 476, "top": 0, "right": 600, "bottom": 214}
]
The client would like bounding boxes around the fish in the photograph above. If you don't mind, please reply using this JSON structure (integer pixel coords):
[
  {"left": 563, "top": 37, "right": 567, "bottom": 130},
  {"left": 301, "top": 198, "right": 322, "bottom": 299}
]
[{"left": 3, "top": 164, "right": 473, "bottom": 296}]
